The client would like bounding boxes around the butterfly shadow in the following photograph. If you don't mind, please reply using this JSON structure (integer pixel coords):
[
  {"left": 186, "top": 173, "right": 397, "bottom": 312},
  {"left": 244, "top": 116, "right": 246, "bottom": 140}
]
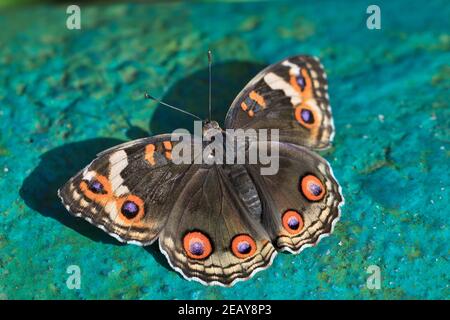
[
  {"left": 20, "top": 138, "right": 127, "bottom": 246},
  {"left": 149, "top": 60, "right": 266, "bottom": 135}
]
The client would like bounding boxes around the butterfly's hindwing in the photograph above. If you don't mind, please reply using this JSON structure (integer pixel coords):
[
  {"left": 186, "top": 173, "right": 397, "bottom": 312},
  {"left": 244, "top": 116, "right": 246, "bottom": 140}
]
[
  {"left": 245, "top": 142, "right": 344, "bottom": 253},
  {"left": 159, "top": 165, "right": 277, "bottom": 286}
]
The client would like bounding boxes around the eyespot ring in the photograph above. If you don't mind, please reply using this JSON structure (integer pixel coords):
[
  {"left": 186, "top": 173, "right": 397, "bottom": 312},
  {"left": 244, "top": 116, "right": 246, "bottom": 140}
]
[
  {"left": 295, "top": 105, "right": 316, "bottom": 128},
  {"left": 231, "top": 234, "right": 257, "bottom": 259},
  {"left": 301, "top": 174, "right": 326, "bottom": 201},
  {"left": 116, "top": 195, "right": 145, "bottom": 222},
  {"left": 80, "top": 174, "right": 112, "bottom": 203},
  {"left": 183, "top": 231, "right": 213, "bottom": 260},
  {"left": 282, "top": 210, "right": 304, "bottom": 235},
  {"left": 290, "top": 68, "right": 313, "bottom": 98}
]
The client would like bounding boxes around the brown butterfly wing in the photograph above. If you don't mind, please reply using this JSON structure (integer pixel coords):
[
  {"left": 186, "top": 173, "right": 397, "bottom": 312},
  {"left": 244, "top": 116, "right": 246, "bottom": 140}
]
[
  {"left": 245, "top": 141, "right": 344, "bottom": 253},
  {"left": 58, "top": 134, "right": 192, "bottom": 245},
  {"left": 225, "top": 55, "right": 333, "bottom": 150},
  {"left": 159, "top": 165, "right": 277, "bottom": 287}
]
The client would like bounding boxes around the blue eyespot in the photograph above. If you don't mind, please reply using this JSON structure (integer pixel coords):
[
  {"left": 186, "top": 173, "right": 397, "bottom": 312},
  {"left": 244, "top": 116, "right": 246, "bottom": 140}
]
[
  {"left": 297, "top": 76, "right": 306, "bottom": 91},
  {"left": 300, "top": 109, "right": 314, "bottom": 124},
  {"left": 237, "top": 241, "right": 251, "bottom": 254},
  {"left": 121, "top": 201, "right": 139, "bottom": 219},
  {"left": 183, "top": 232, "right": 212, "bottom": 259},
  {"left": 287, "top": 216, "right": 300, "bottom": 230},
  {"left": 309, "top": 183, "right": 323, "bottom": 197},
  {"left": 282, "top": 210, "right": 304, "bottom": 234},
  {"left": 88, "top": 180, "right": 103, "bottom": 193},
  {"left": 301, "top": 175, "right": 326, "bottom": 201},
  {"left": 231, "top": 235, "right": 256, "bottom": 258},
  {"left": 189, "top": 241, "right": 205, "bottom": 256}
]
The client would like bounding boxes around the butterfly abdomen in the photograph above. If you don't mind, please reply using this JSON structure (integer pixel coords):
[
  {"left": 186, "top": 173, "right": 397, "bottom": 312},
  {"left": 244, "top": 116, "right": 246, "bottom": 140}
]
[{"left": 228, "top": 165, "right": 262, "bottom": 221}]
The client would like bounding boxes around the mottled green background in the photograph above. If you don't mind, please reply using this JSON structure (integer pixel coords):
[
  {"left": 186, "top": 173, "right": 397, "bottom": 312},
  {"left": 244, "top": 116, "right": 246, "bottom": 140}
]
[{"left": 0, "top": 0, "right": 449, "bottom": 299}]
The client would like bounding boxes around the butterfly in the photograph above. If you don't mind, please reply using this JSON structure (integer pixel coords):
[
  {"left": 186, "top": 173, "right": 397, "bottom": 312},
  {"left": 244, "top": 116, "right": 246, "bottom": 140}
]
[{"left": 58, "top": 55, "right": 344, "bottom": 287}]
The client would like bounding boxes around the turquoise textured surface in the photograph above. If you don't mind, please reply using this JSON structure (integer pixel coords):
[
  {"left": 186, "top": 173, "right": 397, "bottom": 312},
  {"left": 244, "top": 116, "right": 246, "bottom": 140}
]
[{"left": 0, "top": 0, "right": 449, "bottom": 299}]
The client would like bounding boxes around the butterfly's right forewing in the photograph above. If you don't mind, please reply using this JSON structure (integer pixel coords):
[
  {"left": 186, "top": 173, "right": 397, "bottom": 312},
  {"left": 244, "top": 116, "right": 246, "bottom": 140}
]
[{"left": 225, "top": 55, "right": 334, "bottom": 150}]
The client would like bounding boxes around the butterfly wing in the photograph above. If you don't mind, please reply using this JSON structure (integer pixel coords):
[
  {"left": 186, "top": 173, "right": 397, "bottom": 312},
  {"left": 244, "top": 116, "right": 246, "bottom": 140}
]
[
  {"left": 58, "top": 134, "right": 192, "bottom": 246},
  {"left": 224, "top": 55, "right": 333, "bottom": 150},
  {"left": 159, "top": 165, "right": 277, "bottom": 287},
  {"left": 245, "top": 141, "right": 344, "bottom": 253}
]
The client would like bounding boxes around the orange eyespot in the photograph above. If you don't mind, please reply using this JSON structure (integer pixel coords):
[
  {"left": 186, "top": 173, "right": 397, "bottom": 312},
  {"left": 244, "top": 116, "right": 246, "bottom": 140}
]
[
  {"left": 290, "top": 68, "right": 313, "bottom": 99},
  {"left": 282, "top": 210, "right": 304, "bottom": 235},
  {"left": 80, "top": 174, "right": 112, "bottom": 204},
  {"left": 295, "top": 105, "right": 316, "bottom": 128},
  {"left": 116, "top": 195, "right": 145, "bottom": 222},
  {"left": 300, "top": 175, "right": 325, "bottom": 201},
  {"left": 183, "top": 231, "right": 213, "bottom": 260},
  {"left": 231, "top": 234, "right": 257, "bottom": 259}
]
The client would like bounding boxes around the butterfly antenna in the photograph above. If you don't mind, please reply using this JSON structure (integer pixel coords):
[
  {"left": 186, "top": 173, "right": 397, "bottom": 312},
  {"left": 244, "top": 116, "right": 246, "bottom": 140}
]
[
  {"left": 144, "top": 93, "right": 202, "bottom": 120},
  {"left": 208, "top": 50, "right": 212, "bottom": 121}
]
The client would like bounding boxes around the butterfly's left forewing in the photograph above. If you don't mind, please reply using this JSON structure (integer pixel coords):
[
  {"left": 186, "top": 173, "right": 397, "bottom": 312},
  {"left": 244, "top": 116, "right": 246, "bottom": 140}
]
[{"left": 58, "top": 134, "right": 192, "bottom": 245}]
